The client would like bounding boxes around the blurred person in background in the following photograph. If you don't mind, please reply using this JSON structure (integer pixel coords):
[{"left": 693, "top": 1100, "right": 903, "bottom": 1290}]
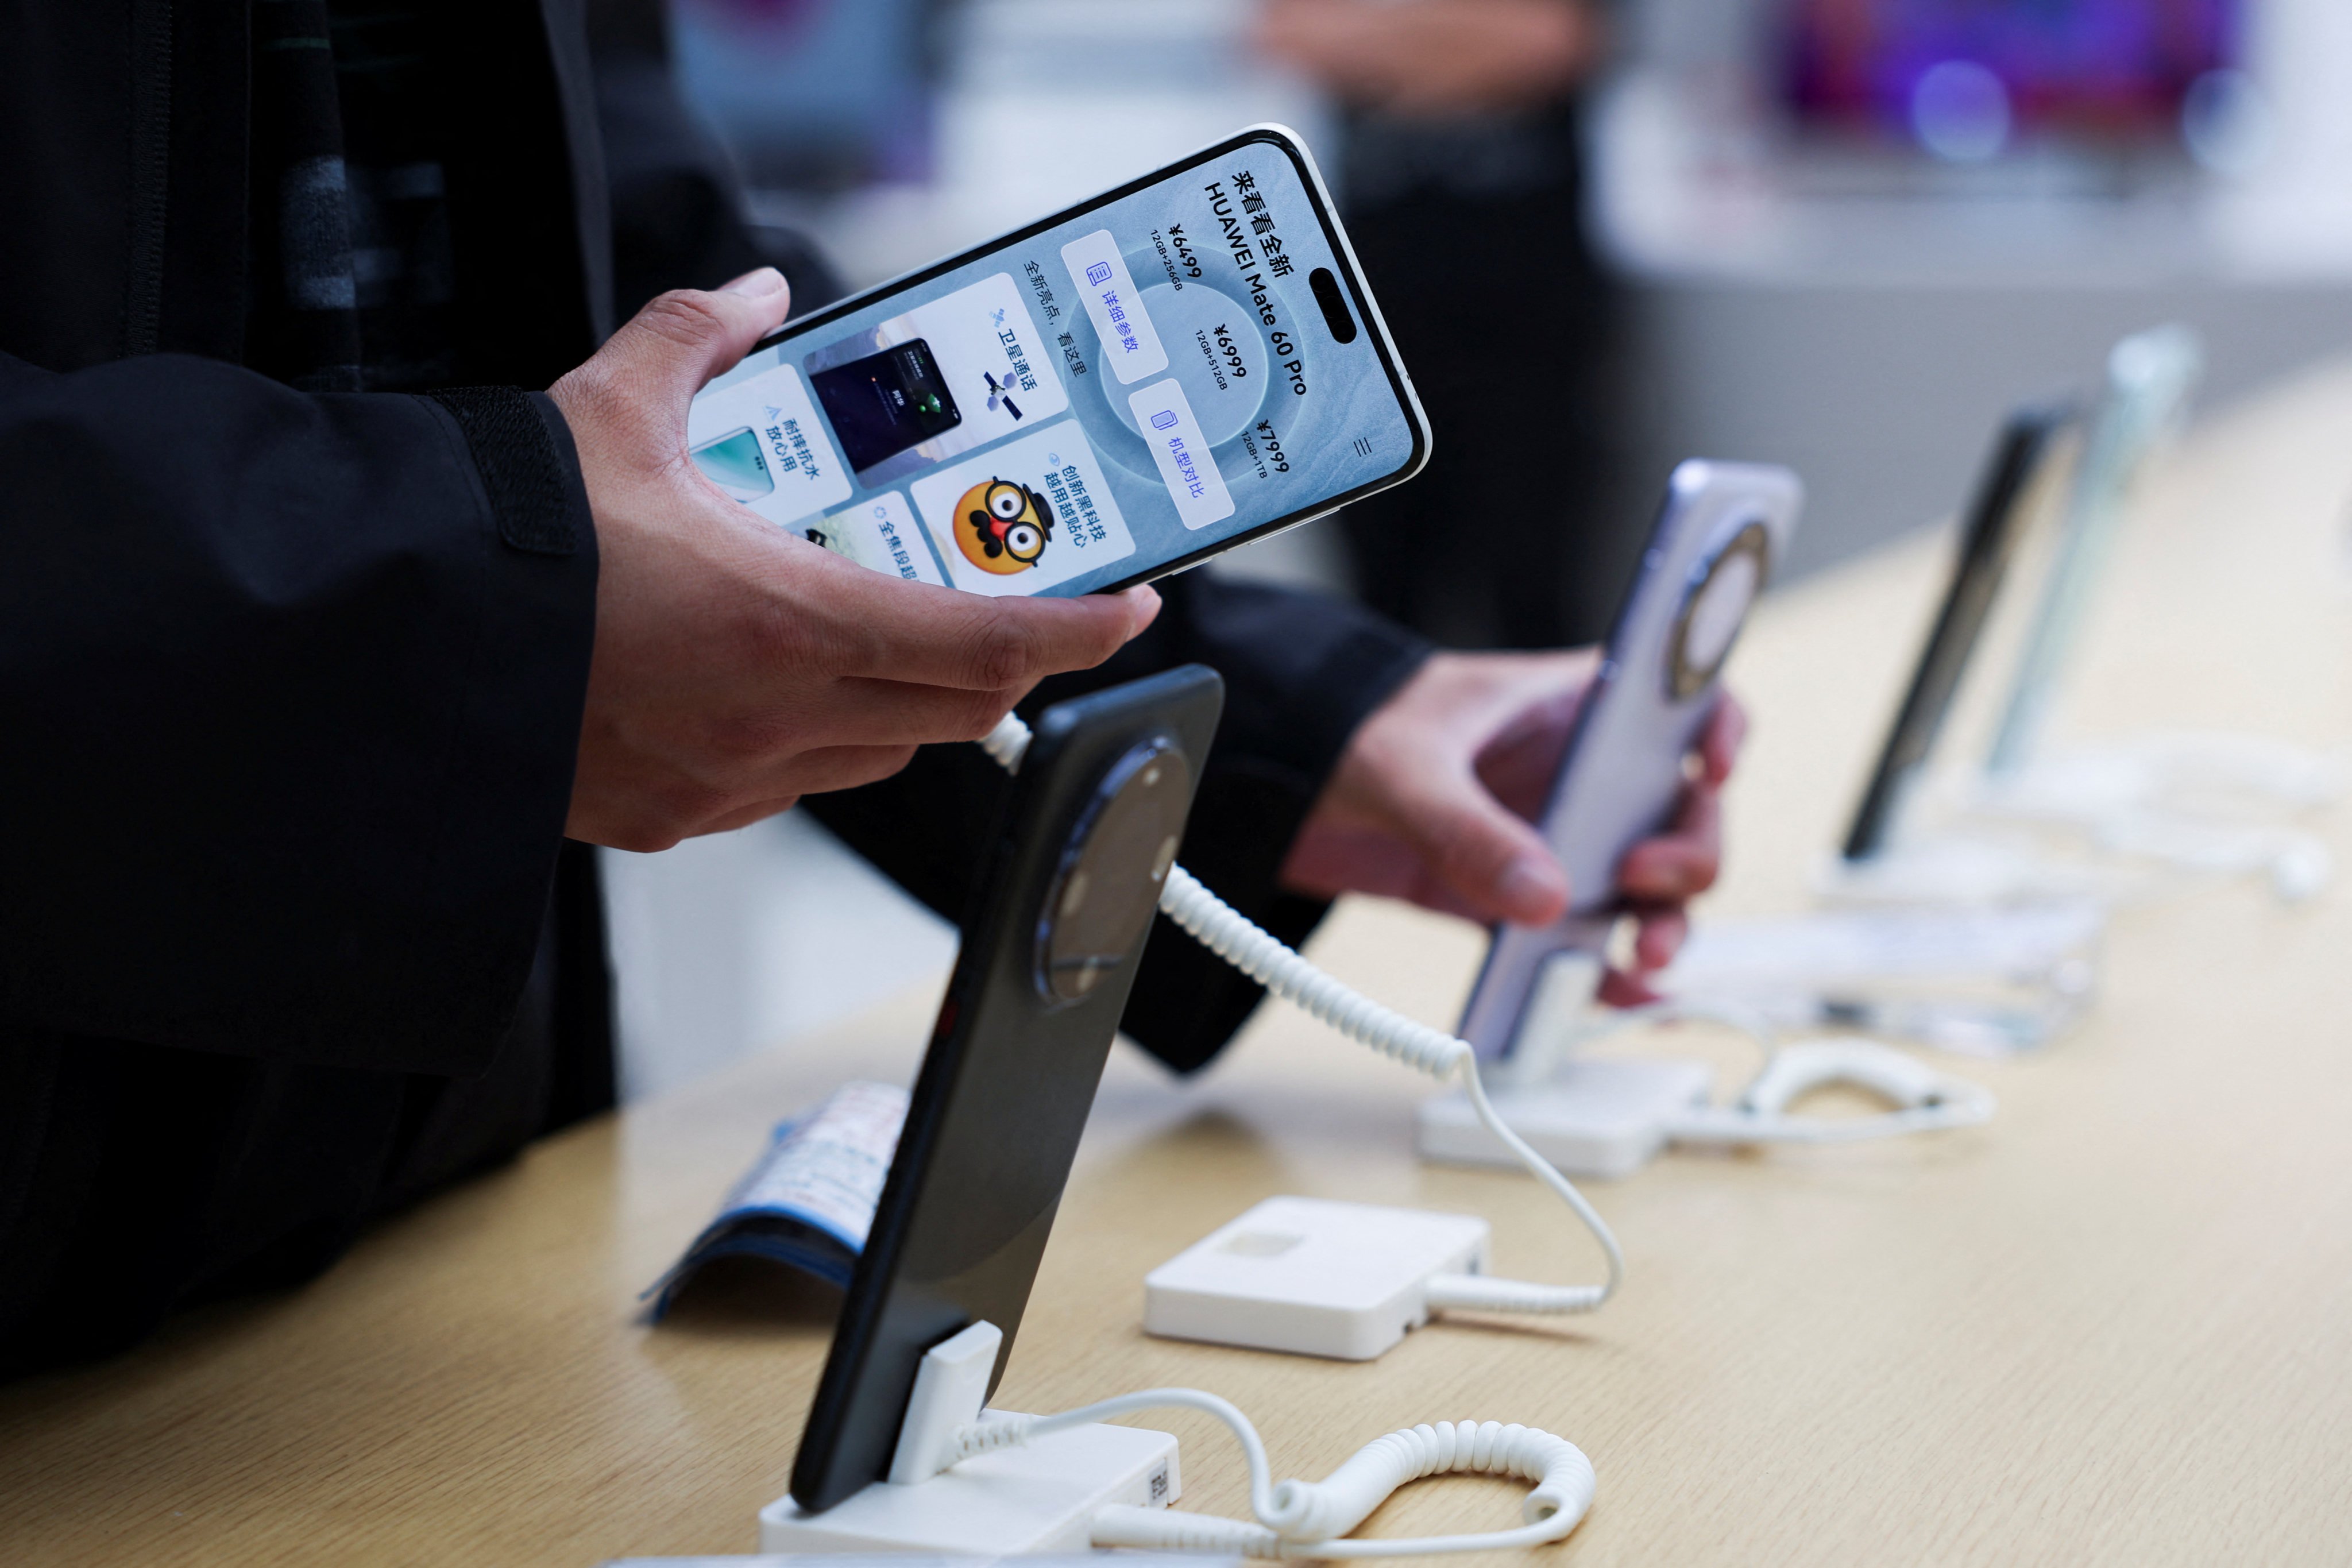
[
  {"left": 1260, "top": 0, "right": 1634, "bottom": 648},
  {"left": 1, "top": 0, "right": 1730, "bottom": 1378}
]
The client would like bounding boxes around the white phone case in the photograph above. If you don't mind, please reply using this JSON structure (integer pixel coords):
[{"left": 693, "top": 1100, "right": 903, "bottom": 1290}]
[{"left": 1457, "top": 461, "right": 1804, "bottom": 1059}]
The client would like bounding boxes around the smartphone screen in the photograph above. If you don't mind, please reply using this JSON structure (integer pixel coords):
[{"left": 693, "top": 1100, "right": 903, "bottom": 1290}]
[
  {"left": 809, "top": 339, "right": 965, "bottom": 472},
  {"left": 688, "top": 126, "right": 1427, "bottom": 597}
]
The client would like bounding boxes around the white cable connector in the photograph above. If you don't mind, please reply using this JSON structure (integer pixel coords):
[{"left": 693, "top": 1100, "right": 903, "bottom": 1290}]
[
  {"left": 982, "top": 712, "right": 1620, "bottom": 1314},
  {"left": 1421, "top": 996, "right": 1997, "bottom": 1180},
  {"left": 1667, "top": 1038, "right": 1996, "bottom": 1144},
  {"left": 951, "top": 1392, "right": 1594, "bottom": 1559},
  {"left": 808, "top": 1318, "right": 1597, "bottom": 1557},
  {"left": 1532, "top": 999, "right": 2000, "bottom": 1148}
]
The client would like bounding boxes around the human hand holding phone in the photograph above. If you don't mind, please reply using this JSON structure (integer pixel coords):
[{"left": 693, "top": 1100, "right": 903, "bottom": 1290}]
[
  {"left": 1279, "top": 649, "right": 1743, "bottom": 1001},
  {"left": 551, "top": 269, "right": 1161, "bottom": 852},
  {"left": 689, "top": 129, "right": 1427, "bottom": 602}
]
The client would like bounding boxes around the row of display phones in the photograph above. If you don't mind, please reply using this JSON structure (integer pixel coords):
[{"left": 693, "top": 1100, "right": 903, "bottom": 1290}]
[
  {"left": 783, "top": 330, "right": 2197, "bottom": 1509},
  {"left": 701, "top": 128, "right": 2193, "bottom": 1518},
  {"left": 789, "top": 451, "right": 1799, "bottom": 1509},
  {"left": 1842, "top": 325, "right": 2202, "bottom": 861}
]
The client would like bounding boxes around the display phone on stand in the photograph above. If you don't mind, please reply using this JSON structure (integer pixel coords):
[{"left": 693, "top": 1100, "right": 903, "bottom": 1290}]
[
  {"left": 689, "top": 126, "right": 1428, "bottom": 598},
  {"left": 1840, "top": 403, "right": 2079, "bottom": 863},
  {"left": 1986, "top": 325, "right": 2202, "bottom": 775},
  {"left": 789, "top": 667, "right": 1222, "bottom": 1516},
  {"left": 1455, "top": 462, "right": 1804, "bottom": 1063}
]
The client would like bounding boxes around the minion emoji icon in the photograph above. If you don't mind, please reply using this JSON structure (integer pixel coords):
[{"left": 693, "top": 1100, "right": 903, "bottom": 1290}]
[{"left": 954, "top": 476, "right": 1055, "bottom": 574}]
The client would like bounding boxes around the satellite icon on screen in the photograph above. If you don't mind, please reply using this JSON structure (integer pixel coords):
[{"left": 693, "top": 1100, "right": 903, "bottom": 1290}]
[{"left": 983, "top": 370, "right": 1024, "bottom": 422}]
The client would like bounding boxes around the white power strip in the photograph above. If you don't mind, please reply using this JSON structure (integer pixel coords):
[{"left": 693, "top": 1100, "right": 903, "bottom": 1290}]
[{"left": 1145, "top": 1196, "right": 1490, "bottom": 1360}]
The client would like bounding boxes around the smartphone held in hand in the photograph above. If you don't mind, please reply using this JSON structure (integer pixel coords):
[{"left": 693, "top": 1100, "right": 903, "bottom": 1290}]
[
  {"left": 688, "top": 126, "right": 1428, "bottom": 598},
  {"left": 1458, "top": 461, "right": 1805, "bottom": 1060}
]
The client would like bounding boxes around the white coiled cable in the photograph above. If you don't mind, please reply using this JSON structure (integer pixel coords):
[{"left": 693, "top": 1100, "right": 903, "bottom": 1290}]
[
  {"left": 1157, "top": 863, "right": 1463, "bottom": 1079},
  {"left": 983, "top": 712, "right": 1619, "bottom": 1313},
  {"left": 1540, "top": 998, "right": 1999, "bottom": 1148},
  {"left": 949, "top": 1393, "right": 1594, "bottom": 1559}
]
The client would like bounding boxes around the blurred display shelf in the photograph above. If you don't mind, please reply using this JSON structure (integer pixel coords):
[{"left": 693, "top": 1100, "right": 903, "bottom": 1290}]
[
  {"left": 1588, "top": 64, "right": 2352, "bottom": 578},
  {"left": 751, "top": 0, "right": 1331, "bottom": 294}
]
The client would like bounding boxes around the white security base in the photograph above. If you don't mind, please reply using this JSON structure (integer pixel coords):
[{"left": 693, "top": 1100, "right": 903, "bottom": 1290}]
[
  {"left": 759, "top": 1419, "right": 1179, "bottom": 1555},
  {"left": 1145, "top": 1196, "right": 1490, "bottom": 1361},
  {"left": 1418, "top": 1057, "right": 1713, "bottom": 1179},
  {"left": 1811, "top": 833, "right": 2119, "bottom": 908}
]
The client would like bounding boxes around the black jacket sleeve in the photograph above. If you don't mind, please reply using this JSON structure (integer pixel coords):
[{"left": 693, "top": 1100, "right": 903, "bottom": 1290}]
[
  {"left": 0, "top": 353, "right": 597, "bottom": 1075},
  {"left": 807, "top": 573, "right": 1431, "bottom": 1073}
]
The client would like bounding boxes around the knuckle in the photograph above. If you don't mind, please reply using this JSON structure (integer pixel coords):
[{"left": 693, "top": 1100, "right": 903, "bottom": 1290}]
[
  {"left": 635, "top": 289, "right": 728, "bottom": 350},
  {"left": 961, "top": 603, "right": 1040, "bottom": 689},
  {"left": 952, "top": 689, "right": 1015, "bottom": 742}
]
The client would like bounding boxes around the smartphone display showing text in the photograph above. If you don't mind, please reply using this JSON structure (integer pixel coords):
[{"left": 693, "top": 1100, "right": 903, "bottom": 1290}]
[{"left": 688, "top": 130, "right": 1421, "bottom": 597}]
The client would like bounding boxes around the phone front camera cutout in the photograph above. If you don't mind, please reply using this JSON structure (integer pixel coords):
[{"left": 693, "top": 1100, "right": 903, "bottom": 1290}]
[
  {"left": 1309, "top": 268, "right": 1358, "bottom": 345},
  {"left": 1666, "top": 519, "right": 1771, "bottom": 701},
  {"left": 1038, "top": 738, "right": 1194, "bottom": 1004}
]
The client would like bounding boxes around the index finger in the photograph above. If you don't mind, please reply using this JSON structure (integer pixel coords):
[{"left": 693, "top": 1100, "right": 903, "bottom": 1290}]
[
  {"left": 833, "top": 572, "right": 1163, "bottom": 691},
  {"left": 1617, "top": 786, "right": 1721, "bottom": 902}
]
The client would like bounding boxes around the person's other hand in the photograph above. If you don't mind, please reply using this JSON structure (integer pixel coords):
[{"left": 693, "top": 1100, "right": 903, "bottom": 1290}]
[
  {"left": 1256, "top": 0, "right": 1603, "bottom": 116},
  {"left": 1279, "top": 649, "right": 1745, "bottom": 1002},
  {"left": 550, "top": 269, "right": 1160, "bottom": 851}
]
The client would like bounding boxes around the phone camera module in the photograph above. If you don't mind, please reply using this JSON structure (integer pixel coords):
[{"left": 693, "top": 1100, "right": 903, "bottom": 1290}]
[
  {"left": 1667, "top": 519, "right": 1771, "bottom": 701},
  {"left": 1309, "top": 268, "right": 1358, "bottom": 345},
  {"left": 1038, "top": 738, "right": 1192, "bottom": 1003}
]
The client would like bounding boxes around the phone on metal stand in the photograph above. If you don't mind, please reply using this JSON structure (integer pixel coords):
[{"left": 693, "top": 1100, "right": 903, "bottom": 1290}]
[
  {"left": 1984, "top": 325, "right": 2202, "bottom": 775},
  {"left": 789, "top": 666, "right": 1223, "bottom": 1515},
  {"left": 1456, "top": 462, "right": 1804, "bottom": 1061},
  {"left": 689, "top": 125, "right": 1428, "bottom": 599},
  {"left": 1841, "top": 403, "right": 2079, "bottom": 862}
]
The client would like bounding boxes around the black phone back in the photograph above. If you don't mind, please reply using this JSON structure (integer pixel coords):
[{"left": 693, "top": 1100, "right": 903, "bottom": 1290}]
[
  {"left": 789, "top": 665, "right": 1224, "bottom": 1514},
  {"left": 1840, "top": 403, "right": 2075, "bottom": 862}
]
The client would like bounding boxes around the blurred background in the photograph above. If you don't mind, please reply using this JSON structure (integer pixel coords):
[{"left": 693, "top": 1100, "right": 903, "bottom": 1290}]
[{"left": 606, "top": 0, "right": 2352, "bottom": 1100}]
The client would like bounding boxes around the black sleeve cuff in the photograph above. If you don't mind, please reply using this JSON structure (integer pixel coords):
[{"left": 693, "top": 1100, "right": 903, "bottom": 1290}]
[{"left": 422, "top": 388, "right": 585, "bottom": 557}]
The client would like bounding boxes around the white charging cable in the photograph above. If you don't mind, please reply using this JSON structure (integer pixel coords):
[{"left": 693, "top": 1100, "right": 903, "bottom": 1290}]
[
  {"left": 955, "top": 1395, "right": 1594, "bottom": 1558},
  {"left": 1547, "top": 997, "right": 1999, "bottom": 1147},
  {"left": 1666, "top": 1038, "right": 1996, "bottom": 1145},
  {"left": 984, "top": 712, "right": 1618, "bottom": 1313},
  {"left": 889, "top": 1320, "right": 1593, "bottom": 1558},
  {"left": 923, "top": 714, "right": 1988, "bottom": 1559}
]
